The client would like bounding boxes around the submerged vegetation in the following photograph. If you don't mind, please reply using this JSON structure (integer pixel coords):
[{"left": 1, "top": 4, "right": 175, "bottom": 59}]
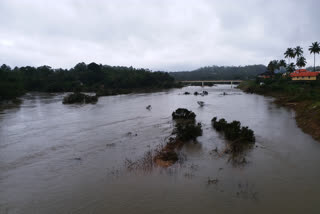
[
  {"left": 154, "top": 109, "right": 202, "bottom": 167},
  {"left": 0, "top": 62, "right": 179, "bottom": 102},
  {"left": 212, "top": 117, "right": 255, "bottom": 143},
  {"left": 62, "top": 93, "right": 98, "bottom": 104},
  {"left": 212, "top": 117, "right": 255, "bottom": 165}
]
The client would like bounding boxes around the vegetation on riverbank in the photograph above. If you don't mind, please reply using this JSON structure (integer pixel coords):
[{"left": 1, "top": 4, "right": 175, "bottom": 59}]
[
  {"left": 0, "top": 62, "right": 180, "bottom": 102},
  {"left": 239, "top": 80, "right": 320, "bottom": 141}
]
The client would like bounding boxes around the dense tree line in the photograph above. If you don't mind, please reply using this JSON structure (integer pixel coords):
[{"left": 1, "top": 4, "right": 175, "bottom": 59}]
[
  {"left": 0, "top": 62, "right": 177, "bottom": 101},
  {"left": 169, "top": 65, "right": 266, "bottom": 81}
]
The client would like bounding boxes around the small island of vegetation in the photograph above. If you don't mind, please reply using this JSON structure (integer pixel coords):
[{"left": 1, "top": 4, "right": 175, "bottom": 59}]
[
  {"left": 154, "top": 108, "right": 202, "bottom": 167},
  {"left": 211, "top": 117, "right": 255, "bottom": 165},
  {"left": 62, "top": 93, "right": 98, "bottom": 104}
]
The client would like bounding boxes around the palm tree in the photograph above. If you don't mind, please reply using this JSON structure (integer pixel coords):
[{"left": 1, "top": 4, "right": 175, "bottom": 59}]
[
  {"left": 284, "top": 48, "right": 294, "bottom": 64},
  {"left": 287, "top": 63, "right": 296, "bottom": 73},
  {"left": 294, "top": 46, "right": 303, "bottom": 60},
  {"left": 296, "top": 56, "right": 307, "bottom": 69},
  {"left": 279, "top": 59, "right": 287, "bottom": 67},
  {"left": 308, "top": 42, "right": 320, "bottom": 71}
]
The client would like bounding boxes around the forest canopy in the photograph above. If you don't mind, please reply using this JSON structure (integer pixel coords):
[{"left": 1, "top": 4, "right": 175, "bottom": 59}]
[
  {"left": 0, "top": 62, "right": 176, "bottom": 101},
  {"left": 170, "top": 65, "right": 267, "bottom": 81}
]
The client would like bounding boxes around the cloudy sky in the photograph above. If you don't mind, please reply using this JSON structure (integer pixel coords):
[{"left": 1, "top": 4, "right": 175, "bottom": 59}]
[{"left": 0, "top": 0, "right": 319, "bottom": 71}]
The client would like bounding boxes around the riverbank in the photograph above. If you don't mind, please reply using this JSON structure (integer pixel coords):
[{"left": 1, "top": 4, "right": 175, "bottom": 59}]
[{"left": 238, "top": 80, "right": 320, "bottom": 141}]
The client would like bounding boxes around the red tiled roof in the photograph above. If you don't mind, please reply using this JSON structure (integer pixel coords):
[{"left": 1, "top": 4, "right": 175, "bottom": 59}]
[
  {"left": 295, "top": 69, "right": 308, "bottom": 73},
  {"left": 290, "top": 71, "right": 319, "bottom": 77}
]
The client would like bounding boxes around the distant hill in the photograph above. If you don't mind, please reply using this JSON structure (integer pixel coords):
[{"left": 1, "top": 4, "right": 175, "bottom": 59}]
[
  {"left": 169, "top": 65, "right": 267, "bottom": 81},
  {"left": 306, "top": 66, "right": 320, "bottom": 71}
]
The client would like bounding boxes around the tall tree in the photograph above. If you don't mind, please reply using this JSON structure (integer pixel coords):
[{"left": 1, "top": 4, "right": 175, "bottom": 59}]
[
  {"left": 294, "top": 46, "right": 303, "bottom": 60},
  {"left": 308, "top": 42, "right": 320, "bottom": 71},
  {"left": 284, "top": 48, "right": 295, "bottom": 64},
  {"left": 286, "top": 63, "right": 296, "bottom": 73},
  {"left": 267, "top": 60, "right": 279, "bottom": 74},
  {"left": 279, "top": 59, "right": 287, "bottom": 67},
  {"left": 296, "top": 56, "right": 307, "bottom": 69}
]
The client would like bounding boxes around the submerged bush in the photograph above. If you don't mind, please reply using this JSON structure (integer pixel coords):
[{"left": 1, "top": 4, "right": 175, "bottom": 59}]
[
  {"left": 63, "top": 92, "right": 98, "bottom": 104},
  {"left": 175, "top": 122, "right": 202, "bottom": 141},
  {"left": 154, "top": 108, "right": 203, "bottom": 167},
  {"left": 172, "top": 108, "right": 196, "bottom": 121},
  {"left": 211, "top": 117, "right": 255, "bottom": 165},
  {"left": 211, "top": 117, "right": 255, "bottom": 143}
]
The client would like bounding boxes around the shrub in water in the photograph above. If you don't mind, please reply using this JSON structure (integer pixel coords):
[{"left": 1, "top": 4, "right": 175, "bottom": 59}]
[
  {"left": 63, "top": 92, "right": 98, "bottom": 104},
  {"left": 172, "top": 108, "right": 196, "bottom": 121}
]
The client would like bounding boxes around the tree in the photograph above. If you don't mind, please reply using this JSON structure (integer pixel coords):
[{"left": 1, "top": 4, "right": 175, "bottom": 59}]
[
  {"left": 284, "top": 48, "right": 295, "bottom": 64},
  {"left": 308, "top": 42, "right": 320, "bottom": 71},
  {"left": 74, "top": 62, "right": 87, "bottom": 72},
  {"left": 279, "top": 59, "right": 287, "bottom": 67},
  {"left": 0, "top": 64, "right": 12, "bottom": 72},
  {"left": 296, "top": 56, "right": 307, "bottom": 69},
  {"left": 267, "top": 60, "right": 279, "bottom": 74},
  {"left": 294, "top": 46, "right": 303, "bottom": 59},
  {"left": 287, "top": 63, "right": 296, "bottom": 73}
]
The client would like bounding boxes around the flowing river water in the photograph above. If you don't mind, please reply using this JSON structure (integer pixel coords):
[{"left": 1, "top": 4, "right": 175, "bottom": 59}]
[{"left": 1, "top": 85, "right": 320, "bottom": 214}]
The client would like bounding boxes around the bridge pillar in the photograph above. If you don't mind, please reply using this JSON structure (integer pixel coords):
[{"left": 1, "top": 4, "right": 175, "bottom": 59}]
[
  {"left": 231, "top": 81, "right": 233, "bottom": 88},
  {"left": 202, "top": 81, "right": 204, "bottom": 87}
]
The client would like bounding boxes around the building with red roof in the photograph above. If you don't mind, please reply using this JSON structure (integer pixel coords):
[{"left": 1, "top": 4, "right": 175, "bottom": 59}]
[{"left": 290, "top": 69, "right": 320, "bottom": 81}]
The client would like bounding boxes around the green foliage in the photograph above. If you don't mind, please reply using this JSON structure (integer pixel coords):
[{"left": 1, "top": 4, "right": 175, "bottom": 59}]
[
  {"left": 172, "top": 108, "right": 196, "bottom": 121},
  {"left": 294, "top": 46, "right": 303, "bottom": 58},
  {"left": 287, "top": 63, "right": 296, "bottom": 73},
  {"left": 211, "top": 117, "right": 255, "bottom": 143},
  {"left": 62, "top": 93, "right": 98, "bottom": 104},
  {"left": 309, "top": 42, "right": 320, "bottom": 71},
  {"left": 0, "top": 62, "right": 177, "bottom": 101},
  {"left": 170, "top": 65, "right": 266, "bottom": 81},
  {"left": 284, "top": 48, "right": 295, "bottom": 61},
  {"left": 296, "top": 56, "right": 307, "bottom": 68},
  {"left": 239, "top": 80, "right": 320, "bottom": 102},
  {"left": 172, "top": 108, "right": 202, "bottom": 141},
  {"left": 267, "top": 60, "right": 280, "bottom": 73},
  {"left": 175, "top": 122, "right": 203, "bottom": 141}
]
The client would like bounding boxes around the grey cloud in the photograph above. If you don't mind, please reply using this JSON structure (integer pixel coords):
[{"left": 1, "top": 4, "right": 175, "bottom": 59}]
[{"left": 0, "top": 0, "right": 319, "bottom": 70}]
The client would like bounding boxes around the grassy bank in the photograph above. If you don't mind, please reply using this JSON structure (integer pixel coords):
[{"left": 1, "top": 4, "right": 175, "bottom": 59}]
[{"left": 238, "top": 80, "right": 320, "bottom": 141}]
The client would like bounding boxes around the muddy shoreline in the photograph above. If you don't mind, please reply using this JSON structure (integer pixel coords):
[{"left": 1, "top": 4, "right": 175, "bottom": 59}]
[{"left": 239, "top": 88, "right": 320, "bottom": 142}]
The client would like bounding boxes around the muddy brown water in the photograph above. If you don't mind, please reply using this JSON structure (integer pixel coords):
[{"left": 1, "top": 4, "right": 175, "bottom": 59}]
[{"left": 1, "top": 85, "right": 320, "bottom": 214}]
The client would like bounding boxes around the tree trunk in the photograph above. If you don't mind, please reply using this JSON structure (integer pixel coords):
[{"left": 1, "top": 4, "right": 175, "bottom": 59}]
[{"left": 314, "top": 53, "right": 316, "bottom": 71}]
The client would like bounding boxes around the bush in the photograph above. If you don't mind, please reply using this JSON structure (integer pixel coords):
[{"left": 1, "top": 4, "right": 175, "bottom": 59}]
[
  {"left": 211, "top": 117, "right": 255, "bottom": 144},
  {"left": 62, "top": 92, "right": 98, "bottom": 104},
  {"left": 175, "top": 122, "right": 202, "bottom": 141},
  {"left": 172, "top": 108, "right": 196, "bottom": 121}
]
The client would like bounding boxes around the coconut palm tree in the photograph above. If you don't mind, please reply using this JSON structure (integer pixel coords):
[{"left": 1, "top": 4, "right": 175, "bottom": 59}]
[
  {"left": 296, "top": 56, "right": 307, "bottom": 69},
  {"left": 287, "top": 63, "right": 296, "bottom": 73},
  {"left": 279, "top": 59, "right": 287, "bottom": 67},
  {"left": 308, "top": 42, "right": 320, "bottom": 71},
  {"left": 284, "top": 48, "right": 295, "bottom": 64},
  {"left": 294, "top": 46, "right": 303, "bottom": 61},
  {"left": 267, "top": 60, "right": 279, "bottom": 74}
]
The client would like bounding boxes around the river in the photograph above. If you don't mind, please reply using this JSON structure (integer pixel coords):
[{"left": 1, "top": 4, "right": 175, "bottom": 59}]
[{"left": 1, "top": 85, "right": 320, "bottom": 214}]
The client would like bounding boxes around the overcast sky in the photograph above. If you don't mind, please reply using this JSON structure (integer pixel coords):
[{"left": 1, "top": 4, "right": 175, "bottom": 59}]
[{"left": 0, "top": 0, "right": 319, "bottom": 71}]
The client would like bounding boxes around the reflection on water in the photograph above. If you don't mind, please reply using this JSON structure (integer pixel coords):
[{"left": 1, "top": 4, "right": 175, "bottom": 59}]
[{"left": 1, "top": 86, "right": 320, "bottom": 214}]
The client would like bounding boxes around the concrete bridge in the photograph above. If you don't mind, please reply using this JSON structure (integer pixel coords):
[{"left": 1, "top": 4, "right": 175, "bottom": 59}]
[{"left": 180, "top": 80, "right": 243, "bottom": 87}]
